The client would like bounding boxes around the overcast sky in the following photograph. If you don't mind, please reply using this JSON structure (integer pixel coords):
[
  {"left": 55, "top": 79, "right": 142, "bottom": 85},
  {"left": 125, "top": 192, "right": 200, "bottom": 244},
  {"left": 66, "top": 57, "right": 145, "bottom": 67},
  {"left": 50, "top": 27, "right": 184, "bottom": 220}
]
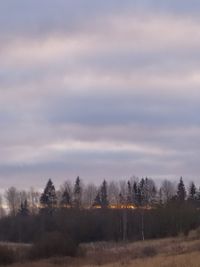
[{"left": 0, "top": 0, "right": 200, "bottom": 189}]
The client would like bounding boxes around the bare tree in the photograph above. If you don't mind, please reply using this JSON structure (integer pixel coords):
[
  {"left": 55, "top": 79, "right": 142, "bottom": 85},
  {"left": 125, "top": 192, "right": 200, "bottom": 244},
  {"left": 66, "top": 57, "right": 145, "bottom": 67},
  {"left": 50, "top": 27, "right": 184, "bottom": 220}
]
[
  {"left": 160, "top": 179, "right": 176, "bottom": 203},
  {"left": 5, "top": 187, "right": 20, "bottom": 216},
  {"left": 119, "top": 180, "right": 127, "bottom": 198},
  {"left": 0, "top": 194, "right": 5, "bottom": 218},
  {"left": 28, "top": 187, "right": 40, "bottom": 214},
  {"left": 82, "top": 183, "right": 97, "bottom": 208},
  {"left": 59, "top": 181, "right": 73, "bottom": 206},
  {"left": 19, "top": 190, "right": 28, "bottom": 203},
  {"left": 108, "top": 181, "right": 120, "bottom": 205}
]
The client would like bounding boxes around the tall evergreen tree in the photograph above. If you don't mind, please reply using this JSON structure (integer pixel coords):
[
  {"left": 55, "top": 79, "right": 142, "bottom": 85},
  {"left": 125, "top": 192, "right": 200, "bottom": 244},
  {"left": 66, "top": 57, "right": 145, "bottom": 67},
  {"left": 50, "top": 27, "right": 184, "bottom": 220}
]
[
  {"left": 73, "top": 176, "right": 82, "bottom": 208},
  {"left": 92, "top": 181, "right": 109, "bottom": 208},
  {"left": 132, "top": 181, "right": 138, "bottom": 205},
  {"left": 96, "top": 180, "right": 109, "bottom": 208},
  {"left": 136, "top": 178, "right": 145, "bottom": 206},
  {"left": 40, "top": 179, "right": 57, "bottom": 210},
  {"left": 188, "top": 182, "right": 197, "bottom": 201},
  {"left": 177, "top": 177, "right": 186, "bottom": 202},
  {"left": 127, "top": 181, "right": 132, "bottom": 205},
  {"left": 100, "top": 180, "right": 109, "bottom": 208},
  {"left": 93, "top": 192, "right": 101, "bottom": 207},
  {"left": 60, "top": 187, "right": 71, "bottom": 208}
]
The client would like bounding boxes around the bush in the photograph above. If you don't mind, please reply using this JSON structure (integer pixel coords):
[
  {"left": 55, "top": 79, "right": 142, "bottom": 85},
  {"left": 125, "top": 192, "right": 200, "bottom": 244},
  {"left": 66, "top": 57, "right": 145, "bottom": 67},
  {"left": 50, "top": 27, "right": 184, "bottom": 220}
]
[
  {"left": 0, "top": 245, "right": 15, "bottom": 265},
  {"left": 29, "top": 231, "right": 78, "bottom": 259}
]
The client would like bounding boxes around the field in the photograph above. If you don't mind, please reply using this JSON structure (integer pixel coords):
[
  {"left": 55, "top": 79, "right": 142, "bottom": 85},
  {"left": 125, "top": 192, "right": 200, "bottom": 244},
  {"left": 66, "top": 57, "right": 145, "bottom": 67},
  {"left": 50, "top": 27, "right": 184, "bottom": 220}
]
[{"left": 3, "top": 229, "right": 200, "bottom": 267}]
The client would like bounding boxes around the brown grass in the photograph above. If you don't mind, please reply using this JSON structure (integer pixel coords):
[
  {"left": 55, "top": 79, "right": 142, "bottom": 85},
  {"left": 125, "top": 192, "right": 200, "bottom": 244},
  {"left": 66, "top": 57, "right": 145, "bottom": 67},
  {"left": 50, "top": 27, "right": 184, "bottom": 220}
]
[{"left": 4, "top": 229, "right": 200, "bottom": 267}]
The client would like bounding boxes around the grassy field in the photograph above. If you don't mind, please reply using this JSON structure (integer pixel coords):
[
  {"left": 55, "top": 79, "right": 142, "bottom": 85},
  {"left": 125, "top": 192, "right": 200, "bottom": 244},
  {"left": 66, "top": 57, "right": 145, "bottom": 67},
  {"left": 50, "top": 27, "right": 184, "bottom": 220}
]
[{"left": 4, "top": 230, "right": 200, "bottom": 267}]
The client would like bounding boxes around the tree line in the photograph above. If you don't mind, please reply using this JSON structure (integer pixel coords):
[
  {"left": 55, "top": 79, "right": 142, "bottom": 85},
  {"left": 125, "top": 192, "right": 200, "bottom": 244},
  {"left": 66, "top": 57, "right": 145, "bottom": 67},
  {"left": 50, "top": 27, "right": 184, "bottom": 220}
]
[
  {"left": 2, "top": 176, "right": 200, "bottom": 216},
  {"left": 0, "top": 176, "right": 199, "bottom": 245}
]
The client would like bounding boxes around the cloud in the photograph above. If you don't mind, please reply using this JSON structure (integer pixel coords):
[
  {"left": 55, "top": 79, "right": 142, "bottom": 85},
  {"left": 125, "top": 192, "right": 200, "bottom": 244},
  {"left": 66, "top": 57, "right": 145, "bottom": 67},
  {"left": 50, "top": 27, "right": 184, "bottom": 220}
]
[{"left": 0, "top": 1, "right": 200, "bottom": 189}]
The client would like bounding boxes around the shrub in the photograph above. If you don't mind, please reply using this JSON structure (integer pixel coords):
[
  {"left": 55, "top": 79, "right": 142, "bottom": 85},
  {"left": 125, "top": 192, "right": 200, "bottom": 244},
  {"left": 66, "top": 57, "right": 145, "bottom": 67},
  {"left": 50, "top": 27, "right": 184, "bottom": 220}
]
[
  {"left": 0, "top": 245, "right": 15, "bottom": 265},
  {"left": 29, "top": 231, "right": 78, "bottom": 259}
]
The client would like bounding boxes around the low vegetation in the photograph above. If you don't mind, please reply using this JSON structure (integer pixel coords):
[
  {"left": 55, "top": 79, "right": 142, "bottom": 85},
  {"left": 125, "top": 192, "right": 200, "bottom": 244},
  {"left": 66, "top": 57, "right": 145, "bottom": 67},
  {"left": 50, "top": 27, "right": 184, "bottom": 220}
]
[
  {"left": 2, "top": 229, "right": 200, "bottom": 266},
  {"left": 29, "top": 231, "right": 78, "bottom": 260}
]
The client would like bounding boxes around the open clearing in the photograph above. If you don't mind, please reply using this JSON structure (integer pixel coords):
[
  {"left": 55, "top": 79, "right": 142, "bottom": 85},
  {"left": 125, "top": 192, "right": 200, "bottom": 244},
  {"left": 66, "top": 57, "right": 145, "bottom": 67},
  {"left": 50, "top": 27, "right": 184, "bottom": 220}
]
[{"left": 6, "top": 230, "right": 200, "bottom": 267}]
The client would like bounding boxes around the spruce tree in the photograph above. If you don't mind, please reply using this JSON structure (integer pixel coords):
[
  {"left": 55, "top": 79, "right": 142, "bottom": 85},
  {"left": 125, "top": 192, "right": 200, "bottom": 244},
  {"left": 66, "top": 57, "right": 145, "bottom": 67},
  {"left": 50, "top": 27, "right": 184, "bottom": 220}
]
[
  {"left": 92, "top": 181, "right": 109, "bottom": 208},
  {"left": 136, "top": 178, "right": 145, "bottom": 206},
  {"left": 127, "top": 181, "right": 132, "bottom": 205},
  {"left": 188, "top": 182, "right": 197, "bottom": 201},
  {"left": 93, "top": 192, "right": 101, "bottom": 207},
  {"left": 132, "top": 181, "right": 138, "bottom": 205},
  {"left": 100, "top": 180, "right": 109, "bottom": 208},
  {"left": 73, "top": 176, "right": 82, "bottom": 208},
  {"left": 177, "top": 177, "right": 186, "bottom": 202},
  {"left": 40, "top": 179, "right": 57, "bottom": 210},
  {"left": 60, "top": 187, "right": 71, "bottom": 208}
]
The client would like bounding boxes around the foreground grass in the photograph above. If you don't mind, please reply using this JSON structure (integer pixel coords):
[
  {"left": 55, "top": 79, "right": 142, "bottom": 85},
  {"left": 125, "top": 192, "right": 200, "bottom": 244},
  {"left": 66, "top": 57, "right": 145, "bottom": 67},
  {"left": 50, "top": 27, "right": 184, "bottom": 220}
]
[
  {"left": 5, "top": 232, "right": 200, "bottom": 267},
  {"left": 8, "top": 251, "right": 200, "bottom": 267}
]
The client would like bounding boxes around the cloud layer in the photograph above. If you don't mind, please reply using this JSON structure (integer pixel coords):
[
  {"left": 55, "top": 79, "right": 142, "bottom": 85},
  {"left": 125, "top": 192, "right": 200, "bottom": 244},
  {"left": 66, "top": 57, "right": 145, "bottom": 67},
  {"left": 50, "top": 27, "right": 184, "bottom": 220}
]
[{"left": 0, "top": 1, "right": 200, "bottom": 188}]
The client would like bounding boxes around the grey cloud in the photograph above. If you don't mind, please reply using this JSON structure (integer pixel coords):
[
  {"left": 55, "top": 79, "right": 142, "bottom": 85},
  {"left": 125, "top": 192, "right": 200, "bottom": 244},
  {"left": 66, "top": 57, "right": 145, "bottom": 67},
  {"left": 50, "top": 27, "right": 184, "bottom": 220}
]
[
  {"left": 41, "top": 91, "right": 200, "bottom": 127},
  {"left": 0, "top": 0, "right": 200, "bottom": 39},
  {"left": 0, "top": 145, "right": 199, "bottom": 189},
  {"left": 0, "top": 1, "right": 200, "bottom": 189}
]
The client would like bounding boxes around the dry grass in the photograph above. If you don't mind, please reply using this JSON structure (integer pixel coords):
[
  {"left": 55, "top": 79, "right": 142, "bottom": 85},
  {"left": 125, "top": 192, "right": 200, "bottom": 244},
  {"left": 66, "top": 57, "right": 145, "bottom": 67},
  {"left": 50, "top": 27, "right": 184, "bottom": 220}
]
[
  {"left": 104, "top": 252, "right": 200, "bottom": 267},
  {"left": 8, "top": 252, "right": 200, "bottom": 267},
  {"left": 5, "top": 230, "right": 200, "bottom": 267}
]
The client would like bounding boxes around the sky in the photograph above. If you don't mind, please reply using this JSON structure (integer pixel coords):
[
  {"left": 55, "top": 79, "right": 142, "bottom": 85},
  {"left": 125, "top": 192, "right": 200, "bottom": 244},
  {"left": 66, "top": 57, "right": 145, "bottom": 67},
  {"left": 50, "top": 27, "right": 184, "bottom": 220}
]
[{"left": 0, "top": 0, "right": 200, "bottom": 189}]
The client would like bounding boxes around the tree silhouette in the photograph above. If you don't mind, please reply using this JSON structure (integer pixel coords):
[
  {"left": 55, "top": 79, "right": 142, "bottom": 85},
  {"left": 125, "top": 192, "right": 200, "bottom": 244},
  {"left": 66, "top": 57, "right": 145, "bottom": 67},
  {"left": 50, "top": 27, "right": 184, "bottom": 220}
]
[
  {"left": 60, "top": 187, "right": 71, "bottom": 208},
  {"left": 93, "top": 180, "right": 109, "bottom": 208},
  {"left": 177, "top": 177, "right": 186, "bottom": 202},
  {"left": 100, "top": 180, "right": 109, "bottom": 208},
  {"left": 73, "top": 176, "right": 82, "bottom": 208},
  {"left": 188, "top": 182, "right": 197, "bottom": 201},
  {"left": 132, "top": 181, "right": 138, "bottom": 205},
  {"left": 40, "top": 179, "right": 57, "bottom": 210},
  {"left": 93, "top": 192, "right": 101, "bottom": 207},
  {"left": 18, "top": 199, "right": 29, "bottom": 216},
  {"left": 127, "top": 181, "right": 132, "bottom": 205}
]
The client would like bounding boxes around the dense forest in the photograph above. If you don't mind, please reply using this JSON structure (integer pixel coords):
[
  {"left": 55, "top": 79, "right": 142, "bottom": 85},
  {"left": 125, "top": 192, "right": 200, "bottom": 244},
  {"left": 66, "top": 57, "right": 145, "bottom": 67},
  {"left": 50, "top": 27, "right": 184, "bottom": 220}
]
[{"left": 0, "top": 176, "right": 199, "bottom": 251}]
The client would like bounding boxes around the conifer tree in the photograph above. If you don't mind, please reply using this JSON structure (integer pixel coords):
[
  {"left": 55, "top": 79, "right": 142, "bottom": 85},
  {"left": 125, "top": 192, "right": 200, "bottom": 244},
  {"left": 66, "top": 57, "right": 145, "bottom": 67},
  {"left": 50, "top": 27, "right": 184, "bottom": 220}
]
[
  {"left": 93, "top": 192, "right": 101, "bottom": 207},
  {"left": 132, "top": 181, "right": 138, "bottom": 205},
  {"left": 177, "top": 177, "right": 186, "bottom": 202},
  {"left": 100, "top": 180, "right": 109, "bottom": 208},
  {"left": 188, "top": 182, "right": 197, "bottom": 201},
  {"left": 73, "top": 176, "right": 82, "bottom": 208},
  {"left": 127, "top": 181, "right": 132, "bottom": 205},
  {"left": 136, "top": 178, "right": 145, "bottom": 206},
  {"left": 60, "top": 187, "right": 71, "bottom": 208},
  {"left": 92, "top": 181, "right": 109, "bottom": 208},
  {"left": 40, "top": 179, "right": 57, "bottom": 210}
]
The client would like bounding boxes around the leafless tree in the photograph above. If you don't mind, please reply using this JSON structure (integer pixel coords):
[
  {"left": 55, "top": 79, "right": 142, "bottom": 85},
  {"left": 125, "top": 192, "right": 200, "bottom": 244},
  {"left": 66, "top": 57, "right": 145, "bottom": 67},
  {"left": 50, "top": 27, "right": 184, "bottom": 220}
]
[
  {"left": 108, "top": 181, "right": 120, "bottom": 205},
  {"left": 0, "top": 194, "right": 5, "bottom": 218},
  {"left": 59, "top": 181, "right": 73, "bottom": 200},
  {"left": 160, "top": 179, "right": 176, "bottom": 203},
  {"left": 82, "top": 183, "right": 97, "bottom": 207},
  {"left": 119, "top": 180, "right": 127, "bottom": 198},
  {"left": 5, "top": 187, "right": 20, "bottom": 216},
  {"left": 28, "top": 187, "right": 40, "bottom": 214}
]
